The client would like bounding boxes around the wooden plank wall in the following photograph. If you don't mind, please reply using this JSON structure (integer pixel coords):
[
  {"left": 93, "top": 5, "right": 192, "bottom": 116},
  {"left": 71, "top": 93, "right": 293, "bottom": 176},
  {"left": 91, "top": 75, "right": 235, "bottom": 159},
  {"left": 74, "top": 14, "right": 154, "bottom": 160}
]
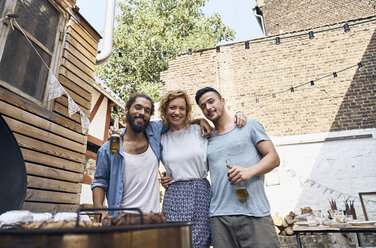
[{"left": 0, "top": 6, "right": 100, "bottom": 213}]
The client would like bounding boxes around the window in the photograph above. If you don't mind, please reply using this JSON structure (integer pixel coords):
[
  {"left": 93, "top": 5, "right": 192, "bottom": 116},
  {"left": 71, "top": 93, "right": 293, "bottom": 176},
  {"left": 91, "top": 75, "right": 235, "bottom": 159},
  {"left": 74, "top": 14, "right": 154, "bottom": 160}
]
[{"left": 0, "top": 0, "right": 64, "bottom": 104}]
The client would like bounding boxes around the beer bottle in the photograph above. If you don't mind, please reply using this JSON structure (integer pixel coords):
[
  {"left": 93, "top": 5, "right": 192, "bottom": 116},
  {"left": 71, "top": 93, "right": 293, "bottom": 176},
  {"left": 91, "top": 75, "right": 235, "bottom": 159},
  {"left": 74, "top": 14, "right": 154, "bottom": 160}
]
[
  {"left": 226, "top": 159, "right": 249, "bottom": 200},
  {"left": 109, "top": 118, "right": 120, "bottom": 154}
]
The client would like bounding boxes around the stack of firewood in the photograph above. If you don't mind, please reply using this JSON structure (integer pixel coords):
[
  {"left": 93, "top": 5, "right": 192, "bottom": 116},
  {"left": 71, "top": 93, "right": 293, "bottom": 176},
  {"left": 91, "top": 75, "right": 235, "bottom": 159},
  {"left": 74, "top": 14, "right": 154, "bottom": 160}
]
[{"left": 273, "top": 211, "right": 296, "bottom": 236}]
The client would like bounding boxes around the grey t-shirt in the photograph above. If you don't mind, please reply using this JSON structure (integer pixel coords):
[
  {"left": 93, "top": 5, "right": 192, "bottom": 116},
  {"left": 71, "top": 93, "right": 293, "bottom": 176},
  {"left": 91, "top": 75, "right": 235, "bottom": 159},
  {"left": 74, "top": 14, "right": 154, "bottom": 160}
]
[
  {"left": 207, "top": 118, "right": 271, "bottom": 217},
  {"left": 161, "top": 124, "right": 208, "bottom": 182}
]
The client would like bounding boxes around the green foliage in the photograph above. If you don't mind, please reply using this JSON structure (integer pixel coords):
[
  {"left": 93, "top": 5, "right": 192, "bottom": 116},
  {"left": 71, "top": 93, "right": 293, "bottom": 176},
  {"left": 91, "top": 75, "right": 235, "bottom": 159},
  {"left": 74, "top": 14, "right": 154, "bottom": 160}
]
[{"left": 95, "top": 0, "right": 235, "bottom": 102}]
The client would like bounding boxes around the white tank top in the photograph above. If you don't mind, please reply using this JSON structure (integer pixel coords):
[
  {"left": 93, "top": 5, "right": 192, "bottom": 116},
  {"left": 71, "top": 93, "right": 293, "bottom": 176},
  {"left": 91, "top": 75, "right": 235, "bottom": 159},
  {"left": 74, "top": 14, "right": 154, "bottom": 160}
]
[
  {"left": 161, "top": 124, "right": 208, "bottom": 182},
  {"left": 120, "top": 145, "right": 160, "bottom": 213}
]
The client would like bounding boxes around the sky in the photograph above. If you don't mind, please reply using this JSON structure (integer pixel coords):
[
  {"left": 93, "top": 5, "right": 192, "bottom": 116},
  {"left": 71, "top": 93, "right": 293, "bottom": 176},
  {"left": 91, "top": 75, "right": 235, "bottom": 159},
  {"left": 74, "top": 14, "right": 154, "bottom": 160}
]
[{"left": 75, "top": 0, "right": 264, "bottom": 49}]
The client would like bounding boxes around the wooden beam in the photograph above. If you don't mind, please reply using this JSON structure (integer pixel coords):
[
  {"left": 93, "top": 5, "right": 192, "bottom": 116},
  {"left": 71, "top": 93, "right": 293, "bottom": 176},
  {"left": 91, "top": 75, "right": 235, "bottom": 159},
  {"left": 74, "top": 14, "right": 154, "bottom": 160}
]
[
  {"left": 0, "top": 87, "right": 86, "bottom": 136},
  {"left": 53, "top": 101, "right": 81, "bottom": 124},
  {"left": 54, "top": 94, "right": 90, "bottom": 116},
  {"left": 86, "top": 149, "right": 97, "bottom": 159},
  {"left": 14, "top": 133, "right": 85, "bottom": 163},
  {"left": 88, "top": 135, "right": 105, "bottom": 147},
  {"left": 0, "top": 100, "right": 86, "bottom": 144},
  {"left": 104, "top": 100, "right": 112, "bottom": 140},
  {"left": 26, "top": 162, "right": 82, "bottom": 183},
  {"left": 27, "top": 175, "right": 81, "bottom": 193},
  {"left": 3, "top": 115, "right": 85, "bottom": 153},
  {"left": 67, "top": 23, "right": 98, "bottom": 52},
  {"left": 59, "top": 74, "right": 92, "bottom": 102},
  {"left": 65, "top": 34, "right": 96, "bottom": 63},
  {"left": 22, "top": 202, "right": 78, "bottom": 214},
  {"left": 61, "top": 57, "right": 94, "bottom": 86},
  {"left": 90, "top": 94, "right": 104, "bottom": 122},
  {"left": 63, "top": 42, "right": 95, "bottom": 75},
  {"left": 21, "top": 148, "right": 84, "bottom": 173},
  {"left": 59, "top": 66, "right": 94, "bottom": 91},
  {"left": 25, "top": 189, "right": 80, "bottom": 204},
  {"left": 63, "top": 49, "right": 94, "bottom": 77}
]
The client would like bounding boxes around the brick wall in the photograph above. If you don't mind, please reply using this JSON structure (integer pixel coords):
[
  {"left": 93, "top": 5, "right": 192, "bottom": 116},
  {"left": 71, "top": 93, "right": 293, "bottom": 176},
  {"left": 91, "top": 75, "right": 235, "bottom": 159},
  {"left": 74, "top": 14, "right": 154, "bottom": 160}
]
[
  {"left": 160, "top": 17, "right": 376, "bottom": 137},
  {"left": 257, "top": 0, "right": 376, "bottom": 35}
]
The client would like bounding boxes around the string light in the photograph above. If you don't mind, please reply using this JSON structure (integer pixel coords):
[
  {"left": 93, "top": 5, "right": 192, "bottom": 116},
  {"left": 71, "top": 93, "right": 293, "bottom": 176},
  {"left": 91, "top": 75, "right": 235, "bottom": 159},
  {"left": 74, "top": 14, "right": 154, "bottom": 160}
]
[
  {"left": 253, "top": 58, "right": 375, "bottom": 103},
  {"left": 309, "top": 31, "right": 314, "bottom": 39},
  {"left": 344, "top": 24, "right": 350, "bottom": 32},
  {"left": 113, "top": 18, "right": 375, "bottom": 57},
  {"left": 118, "top": 52, "right": 122, "bottom": 57},
  {"left": 275, "top": 37, "right": 281, "bottom": 45},
  {"left": 163, "top": 50, "right": 167, "bottom": 58},
  {"left": 357, "top": 62, "right": 363, "bottom": 70},
  {"left": 188, "top": 48, "right": 192, "bottom": 55},
  {"left": 216, "top": 46, "right": 220, "bottom": 53},
  {"left": 139, "top": 51, "right": 143, "bottom": 58},
  {"left": 245, "top": 41, "right": 250, "bottom": 49}
]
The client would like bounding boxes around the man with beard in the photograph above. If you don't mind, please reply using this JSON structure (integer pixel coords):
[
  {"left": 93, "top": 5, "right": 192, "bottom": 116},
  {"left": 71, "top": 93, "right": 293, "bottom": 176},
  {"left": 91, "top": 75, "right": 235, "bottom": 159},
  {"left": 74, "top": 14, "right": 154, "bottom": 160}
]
[
  {"left": 91, "top": 94, "right": 163, "bottom": 218},
  {"left": 195, "top": 87, "right": 280, "bottom": 248}
]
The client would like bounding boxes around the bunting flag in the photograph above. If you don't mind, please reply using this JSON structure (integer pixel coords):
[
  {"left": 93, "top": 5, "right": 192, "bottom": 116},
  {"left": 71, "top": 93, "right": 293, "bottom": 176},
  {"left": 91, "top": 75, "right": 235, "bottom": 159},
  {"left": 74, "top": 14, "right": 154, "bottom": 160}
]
[
  {"left": 279, "top": 164, "right": 376, "bottom": 205},
  {"left": 47, "top": 72, "right": 65, "bottom": 101},
  {"left": 305, "top": 178, "right": 376, "bottom": 204},
  {"left": 9, "top": 18, "right": 90, "bottom": 134},
  {"left": 67, "top": 95, "right": 81, "bottom": 117}
]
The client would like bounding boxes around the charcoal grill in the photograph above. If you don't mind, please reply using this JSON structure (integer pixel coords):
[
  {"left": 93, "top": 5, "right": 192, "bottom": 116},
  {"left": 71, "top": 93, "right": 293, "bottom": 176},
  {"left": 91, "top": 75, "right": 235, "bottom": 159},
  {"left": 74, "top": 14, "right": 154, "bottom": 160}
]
[
  {"left": 0, "top": 114, "right": 27, "bottom": 214},
  {"left": 0, "top": 208, "right": 193, "bottom": 248}
]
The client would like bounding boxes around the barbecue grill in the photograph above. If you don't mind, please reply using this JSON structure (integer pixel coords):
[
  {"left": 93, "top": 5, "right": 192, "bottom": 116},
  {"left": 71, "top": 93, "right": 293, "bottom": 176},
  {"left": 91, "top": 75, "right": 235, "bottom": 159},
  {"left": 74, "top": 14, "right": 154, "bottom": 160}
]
[
  {"left": 0, "top": 114, "right": 27, "bottom": 215},
  {"left": 0, "top": 221, "right": 193, "bottom": 248}
]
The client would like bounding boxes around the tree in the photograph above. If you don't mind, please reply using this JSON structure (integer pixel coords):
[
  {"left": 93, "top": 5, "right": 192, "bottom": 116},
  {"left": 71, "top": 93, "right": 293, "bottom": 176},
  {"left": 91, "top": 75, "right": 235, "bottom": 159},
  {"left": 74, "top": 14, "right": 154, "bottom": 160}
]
[{"left": 96, "top": 0, "right": 235, "bottom": 102}]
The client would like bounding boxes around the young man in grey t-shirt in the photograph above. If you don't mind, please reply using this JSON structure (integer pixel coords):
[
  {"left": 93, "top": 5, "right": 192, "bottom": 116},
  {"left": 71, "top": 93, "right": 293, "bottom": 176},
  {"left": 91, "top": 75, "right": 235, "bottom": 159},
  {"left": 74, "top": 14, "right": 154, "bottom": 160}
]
[{"left": 195, "top": 87, "right": 280, "bottom": 248}]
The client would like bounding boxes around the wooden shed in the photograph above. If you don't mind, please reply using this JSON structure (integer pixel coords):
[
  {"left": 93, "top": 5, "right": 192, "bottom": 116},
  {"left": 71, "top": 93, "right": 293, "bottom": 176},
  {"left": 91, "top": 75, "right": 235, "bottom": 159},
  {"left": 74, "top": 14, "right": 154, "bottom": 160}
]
[{"left": 0, "top": 0, "right": 101, "bottom": 213}]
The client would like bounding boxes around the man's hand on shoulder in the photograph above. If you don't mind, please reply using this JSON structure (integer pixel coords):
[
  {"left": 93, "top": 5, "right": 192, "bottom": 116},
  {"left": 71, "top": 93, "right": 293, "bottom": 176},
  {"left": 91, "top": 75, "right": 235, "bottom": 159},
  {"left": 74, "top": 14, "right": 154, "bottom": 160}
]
[
  {"left": 233, "top": 111, "right": 247, "bottom": 127},
  {"left": 198, "top": 118, "right": 213, "bottom": 136},
  {"left": 190, "top": 118, "right": 213, "bottom": 136}
]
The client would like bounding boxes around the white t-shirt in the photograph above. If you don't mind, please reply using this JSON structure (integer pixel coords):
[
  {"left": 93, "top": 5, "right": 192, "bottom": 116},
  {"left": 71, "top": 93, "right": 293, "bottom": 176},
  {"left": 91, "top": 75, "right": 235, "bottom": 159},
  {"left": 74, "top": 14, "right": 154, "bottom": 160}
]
[
  {"left": 120, "top": 145, "right": 160, "bottom": 213},
  {"left": 161, "top": 124, "right": 208, "bottom": 182}
]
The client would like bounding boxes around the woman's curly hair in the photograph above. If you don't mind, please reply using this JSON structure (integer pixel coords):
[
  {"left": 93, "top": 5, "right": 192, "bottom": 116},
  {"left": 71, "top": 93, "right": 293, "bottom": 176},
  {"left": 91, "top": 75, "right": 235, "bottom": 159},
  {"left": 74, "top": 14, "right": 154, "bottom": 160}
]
[{"left": 159, "top": 90, "right": 193, "bottom": 127}]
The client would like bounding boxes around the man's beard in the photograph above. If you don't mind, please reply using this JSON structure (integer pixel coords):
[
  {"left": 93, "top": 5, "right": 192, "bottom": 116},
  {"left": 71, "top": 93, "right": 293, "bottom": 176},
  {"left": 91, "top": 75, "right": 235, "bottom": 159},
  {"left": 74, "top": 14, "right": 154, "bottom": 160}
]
[{"left": 126, "top": 114, "right": 149, "bottom": 133}]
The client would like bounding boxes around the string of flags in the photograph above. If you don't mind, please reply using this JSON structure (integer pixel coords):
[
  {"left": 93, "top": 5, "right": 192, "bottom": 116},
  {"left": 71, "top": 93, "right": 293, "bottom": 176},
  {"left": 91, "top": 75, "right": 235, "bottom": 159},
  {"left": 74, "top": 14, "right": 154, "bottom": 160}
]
[
  {"left": 5, "top": 16, "right": 90, "bottom": 133},
  {"left": 279, "top": 166, "right": 376, "bottom": 205},
  {"left": 305, "top": 178, "right": 376, "bottom": 204},
  {"left": 115, "top": 18, "right": 376, "bottom": 57}
]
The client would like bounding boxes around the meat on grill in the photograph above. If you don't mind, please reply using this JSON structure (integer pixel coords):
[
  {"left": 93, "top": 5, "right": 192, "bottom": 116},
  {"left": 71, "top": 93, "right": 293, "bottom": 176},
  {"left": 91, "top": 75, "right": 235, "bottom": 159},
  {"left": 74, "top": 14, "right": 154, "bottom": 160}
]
[{"left": 102, "top": 212, "right": 166, "bottom": 227}]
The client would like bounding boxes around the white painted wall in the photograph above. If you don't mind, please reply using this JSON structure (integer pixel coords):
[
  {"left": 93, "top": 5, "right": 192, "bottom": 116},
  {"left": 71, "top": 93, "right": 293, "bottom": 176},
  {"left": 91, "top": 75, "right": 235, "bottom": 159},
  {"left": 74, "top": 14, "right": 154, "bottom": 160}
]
[
  {"left": 88, "top": 89, "right": 108, "bottom": 140},
  {"left": 266, "top": 128, "right": 376, "bottom": 220}
]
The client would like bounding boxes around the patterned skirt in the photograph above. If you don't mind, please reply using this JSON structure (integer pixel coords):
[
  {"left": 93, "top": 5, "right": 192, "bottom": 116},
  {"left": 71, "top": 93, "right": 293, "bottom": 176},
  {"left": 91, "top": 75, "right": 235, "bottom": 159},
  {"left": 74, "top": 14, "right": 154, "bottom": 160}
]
[{"left": 162, "top": 179, "right": 211, "bottom": 248}]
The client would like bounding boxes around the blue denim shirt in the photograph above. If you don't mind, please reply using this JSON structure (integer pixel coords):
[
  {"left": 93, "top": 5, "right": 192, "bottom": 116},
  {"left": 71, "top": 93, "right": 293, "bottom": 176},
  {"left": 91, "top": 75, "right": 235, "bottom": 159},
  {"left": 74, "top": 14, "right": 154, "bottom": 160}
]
[{"left": 91, "top": 120, "right": 164, "bottom": 215}]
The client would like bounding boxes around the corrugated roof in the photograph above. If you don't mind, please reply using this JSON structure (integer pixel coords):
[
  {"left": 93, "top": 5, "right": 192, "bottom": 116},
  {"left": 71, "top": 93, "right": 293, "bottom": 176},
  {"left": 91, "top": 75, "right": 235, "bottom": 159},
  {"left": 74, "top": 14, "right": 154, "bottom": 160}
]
[{"left": 93, "top": 77, "right": 125, "bottom": 107}]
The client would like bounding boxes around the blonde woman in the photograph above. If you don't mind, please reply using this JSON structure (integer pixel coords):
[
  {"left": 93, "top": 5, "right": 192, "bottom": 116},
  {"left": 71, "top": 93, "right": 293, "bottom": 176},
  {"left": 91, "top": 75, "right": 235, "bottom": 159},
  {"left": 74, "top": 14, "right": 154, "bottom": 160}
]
[{"left": 159, "top": 90, "right": 246, "bottom": 248}]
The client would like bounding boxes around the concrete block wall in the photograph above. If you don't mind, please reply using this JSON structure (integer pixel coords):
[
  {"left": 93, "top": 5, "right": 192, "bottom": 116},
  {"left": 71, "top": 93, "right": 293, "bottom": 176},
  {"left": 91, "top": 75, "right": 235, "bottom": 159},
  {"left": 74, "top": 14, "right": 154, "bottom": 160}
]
[{"left": 257, "top": 0, "right": 376, "bottom": 35}]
